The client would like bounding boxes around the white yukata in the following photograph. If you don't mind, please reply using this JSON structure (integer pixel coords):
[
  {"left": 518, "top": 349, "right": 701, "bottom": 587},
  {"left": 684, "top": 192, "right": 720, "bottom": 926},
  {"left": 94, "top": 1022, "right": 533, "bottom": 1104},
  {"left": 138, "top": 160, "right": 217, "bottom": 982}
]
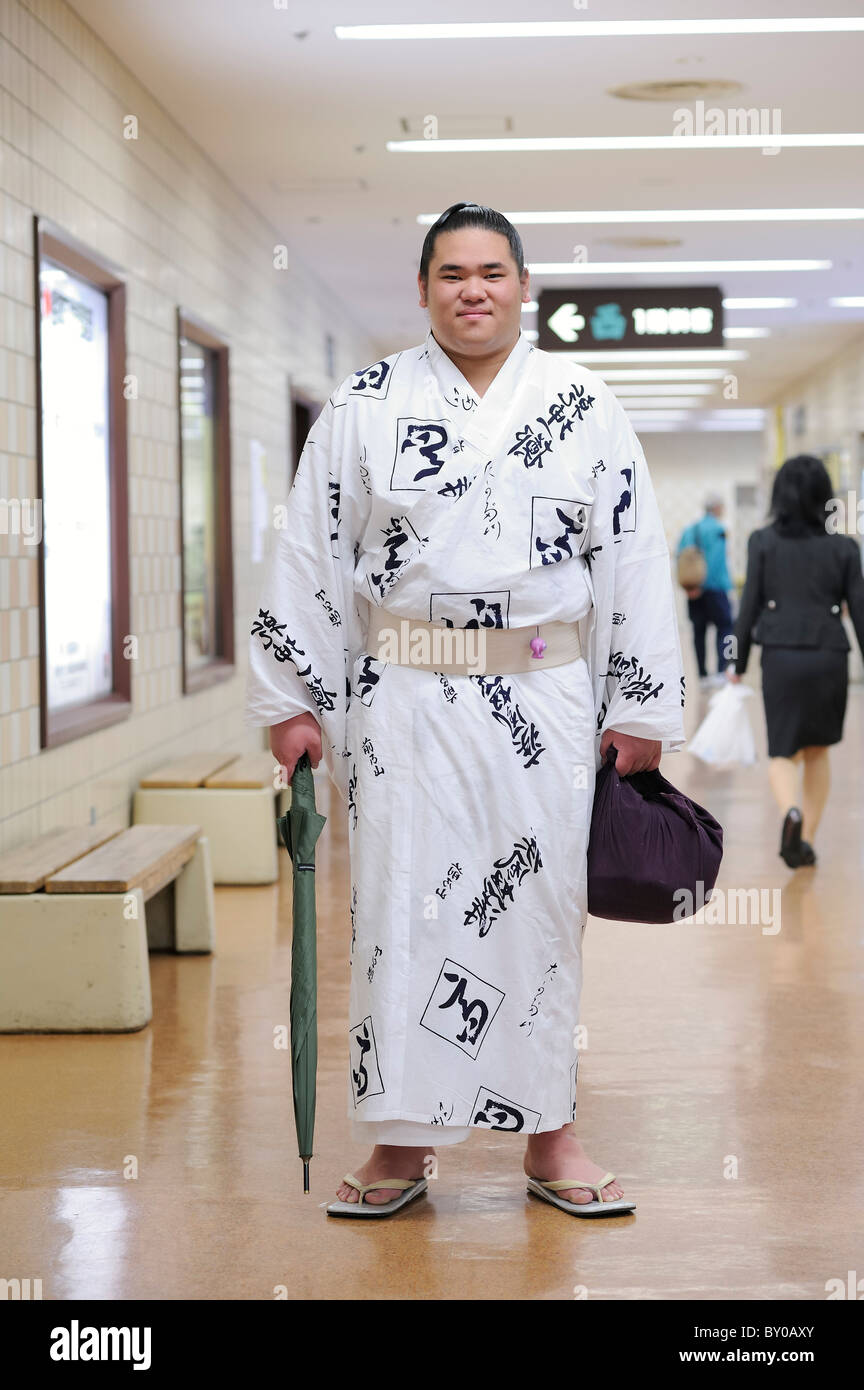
[{"left": 245, "top": 328, "right": 685, "bottom": 1147}]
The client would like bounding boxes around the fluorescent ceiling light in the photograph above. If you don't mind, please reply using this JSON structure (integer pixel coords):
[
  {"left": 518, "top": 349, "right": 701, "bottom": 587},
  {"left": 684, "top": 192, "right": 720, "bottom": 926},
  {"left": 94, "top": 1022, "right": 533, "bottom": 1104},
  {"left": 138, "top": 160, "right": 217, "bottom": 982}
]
[
  {"left": 338, "top": 21, "right": 864, "bottom": 40},
  {"left": 723, "top": 327, "right": 770, "bottom": 338},
  {"left": 390, "top": 136, "right": 864, "bottom": 153},
  {"left": 626, "top": 407, "right": 768, "bottom": 416},
  {"left": 697, "top": 421, "right": 765, "bottom": 430},
  {"left": 829, "top": 296, "right": 864, "bottom": 306},
  {"left": 629, "top": 419, "right": 694, "bottom": 431},
  {"left": 625, "top": 411, "right": 691, "bottom": 420},
  {"left": 596, "top": 368, "right": 731, "bottom": 380},
  {"left": 530, "top": 260, "right": 830, "bottom": 273},
  {"left": 632, "top": 418, "right": 764, "bottom": 431},
  {"left": 521, "top": 302, "right": 539, "bottom": 312},
  {"left": 613, "top": 384, "right": 716, "bottom": 396},
  {"left": 723, "top": 297, "right": 797, "bottom": 308},
  {"left": 552, "top": 349, "right": 747, "bottom": 362},
  {"left": 420, "top": 208, "right": 864, "bottom": 225},
  {"left": 613, "top": 397, "right": 705, "bottom": 409}
]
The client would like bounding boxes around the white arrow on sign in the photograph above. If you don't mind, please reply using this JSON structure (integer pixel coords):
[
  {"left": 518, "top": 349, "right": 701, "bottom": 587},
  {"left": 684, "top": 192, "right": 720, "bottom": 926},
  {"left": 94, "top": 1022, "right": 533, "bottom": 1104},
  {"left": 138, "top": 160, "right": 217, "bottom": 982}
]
[{"left": 547, "top": 303, "right": 586, "bottom": 342}]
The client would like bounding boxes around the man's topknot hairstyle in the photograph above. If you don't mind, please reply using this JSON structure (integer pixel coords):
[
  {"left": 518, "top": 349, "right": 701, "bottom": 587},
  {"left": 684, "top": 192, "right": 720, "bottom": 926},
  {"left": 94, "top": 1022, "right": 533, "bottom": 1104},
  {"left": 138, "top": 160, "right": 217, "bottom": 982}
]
[{"left": 419, "top": 201, "right": 526, "bottom": 282}]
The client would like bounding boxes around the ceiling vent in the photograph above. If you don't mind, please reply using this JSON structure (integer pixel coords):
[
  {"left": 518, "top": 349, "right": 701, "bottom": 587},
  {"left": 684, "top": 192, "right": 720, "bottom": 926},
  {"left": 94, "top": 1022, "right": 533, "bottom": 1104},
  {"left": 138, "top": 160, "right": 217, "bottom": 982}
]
[{"left": 608, "top": 79, "right": 745, "bottom": 102}]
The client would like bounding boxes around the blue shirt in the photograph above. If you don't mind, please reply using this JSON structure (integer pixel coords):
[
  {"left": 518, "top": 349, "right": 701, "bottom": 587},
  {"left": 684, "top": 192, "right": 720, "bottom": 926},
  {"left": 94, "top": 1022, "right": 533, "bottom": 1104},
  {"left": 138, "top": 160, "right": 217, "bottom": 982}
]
[{"left": 678, "top": 513, "right": 732, "bottom": 591}]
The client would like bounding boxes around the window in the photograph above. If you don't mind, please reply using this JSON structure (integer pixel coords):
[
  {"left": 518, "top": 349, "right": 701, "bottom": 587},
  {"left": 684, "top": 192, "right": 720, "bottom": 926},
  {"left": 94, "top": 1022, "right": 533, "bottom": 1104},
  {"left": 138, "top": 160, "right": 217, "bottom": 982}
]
[
  {"left": 177, "top": 312, "right": 234, "bottom": 690},
  {"left": 34, "top": 218, "right": 130, "bottom": 748}
]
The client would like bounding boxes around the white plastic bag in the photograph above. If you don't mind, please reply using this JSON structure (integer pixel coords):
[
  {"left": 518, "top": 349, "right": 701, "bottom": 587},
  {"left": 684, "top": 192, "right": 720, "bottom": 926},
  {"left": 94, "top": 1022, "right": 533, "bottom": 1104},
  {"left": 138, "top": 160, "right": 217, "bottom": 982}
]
[{"left": 688, "top": 682, "right": 757, "bottom": 767}]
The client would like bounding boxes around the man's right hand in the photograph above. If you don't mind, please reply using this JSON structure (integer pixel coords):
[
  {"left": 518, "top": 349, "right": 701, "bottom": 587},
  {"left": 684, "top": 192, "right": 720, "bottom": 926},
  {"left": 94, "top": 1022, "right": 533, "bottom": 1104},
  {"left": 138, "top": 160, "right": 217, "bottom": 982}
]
[{"left": 270, "top": 711, "right": 323, "bottom": 784}]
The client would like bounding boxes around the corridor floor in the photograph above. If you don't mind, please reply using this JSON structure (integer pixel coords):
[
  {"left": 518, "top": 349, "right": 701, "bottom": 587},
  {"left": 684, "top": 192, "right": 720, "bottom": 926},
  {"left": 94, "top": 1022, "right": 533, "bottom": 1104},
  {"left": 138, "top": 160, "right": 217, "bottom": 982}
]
[{"left": 2, "top": 671, "right": 862, "bottom": 1300}]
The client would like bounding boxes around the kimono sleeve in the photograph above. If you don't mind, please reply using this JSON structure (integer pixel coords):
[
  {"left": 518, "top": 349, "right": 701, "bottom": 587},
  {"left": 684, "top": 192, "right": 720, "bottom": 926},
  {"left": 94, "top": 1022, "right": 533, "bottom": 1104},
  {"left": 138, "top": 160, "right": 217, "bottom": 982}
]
[
  {"left": 243, "top": 399, "right": 358, "bottom": 802},
  {"left": 592, "top": 390, "right": 687, "bottom": 753}
]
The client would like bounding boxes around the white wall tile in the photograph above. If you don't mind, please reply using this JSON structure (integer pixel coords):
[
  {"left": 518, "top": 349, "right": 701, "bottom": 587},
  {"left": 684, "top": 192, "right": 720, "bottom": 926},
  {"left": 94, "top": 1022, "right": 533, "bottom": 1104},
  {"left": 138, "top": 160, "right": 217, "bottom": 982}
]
[{"left": 0, "top": 0, "right": 375, "bottom": 824}]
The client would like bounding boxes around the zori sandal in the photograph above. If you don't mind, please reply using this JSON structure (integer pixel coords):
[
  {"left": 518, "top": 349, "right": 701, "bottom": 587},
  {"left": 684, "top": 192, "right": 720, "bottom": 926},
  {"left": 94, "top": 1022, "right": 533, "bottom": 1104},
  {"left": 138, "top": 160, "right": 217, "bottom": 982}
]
[
  {"left": 526, "top": 1171, "right": 636, "bottom": 1218},
  {"left": 325, "top": 1173, "right": 428, "bottom": 1217}
]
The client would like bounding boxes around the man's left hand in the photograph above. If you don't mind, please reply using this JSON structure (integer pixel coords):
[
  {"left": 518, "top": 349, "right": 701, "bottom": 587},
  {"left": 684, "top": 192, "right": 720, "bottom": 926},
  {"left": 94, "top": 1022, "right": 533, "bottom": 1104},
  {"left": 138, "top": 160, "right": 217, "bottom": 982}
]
[{"left": 600, "top": 729, "right": 662, "bottom": 775}]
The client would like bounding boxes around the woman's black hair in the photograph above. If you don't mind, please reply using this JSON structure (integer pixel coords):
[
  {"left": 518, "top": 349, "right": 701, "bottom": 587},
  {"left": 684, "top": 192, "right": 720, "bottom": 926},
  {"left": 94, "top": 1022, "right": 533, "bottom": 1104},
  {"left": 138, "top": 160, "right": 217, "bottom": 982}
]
[
  {"left": 419, "top": 201, "right": 525, "bottom": 281},
  {"left": 769, "top": 453, "right": 834, "bottom": 536}
]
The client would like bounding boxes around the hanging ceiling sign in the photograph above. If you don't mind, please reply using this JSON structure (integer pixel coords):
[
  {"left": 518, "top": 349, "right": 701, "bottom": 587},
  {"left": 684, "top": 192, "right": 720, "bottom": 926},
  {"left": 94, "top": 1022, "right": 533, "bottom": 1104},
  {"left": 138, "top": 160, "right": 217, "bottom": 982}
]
[{"left": 537, "top": 286, "right": 724, "bottom": 351}]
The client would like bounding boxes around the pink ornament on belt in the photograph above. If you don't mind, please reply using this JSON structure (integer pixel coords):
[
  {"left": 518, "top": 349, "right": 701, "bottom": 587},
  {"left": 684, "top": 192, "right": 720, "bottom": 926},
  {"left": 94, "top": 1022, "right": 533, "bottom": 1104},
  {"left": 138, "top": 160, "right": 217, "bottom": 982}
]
[{"left": 530, "top": 634, "right": 547, "bottom": 659}]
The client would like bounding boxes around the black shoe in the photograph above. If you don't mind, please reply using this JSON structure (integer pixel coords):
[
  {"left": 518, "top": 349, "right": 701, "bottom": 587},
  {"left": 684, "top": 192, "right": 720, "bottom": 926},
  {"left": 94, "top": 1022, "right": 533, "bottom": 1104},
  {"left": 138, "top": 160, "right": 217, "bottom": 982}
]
[
  {"left": 798, "top": 840, "right": 817, "bottom": 866},
  {"left": 780, "top": 807, "right": 803, "bottom": 867}
]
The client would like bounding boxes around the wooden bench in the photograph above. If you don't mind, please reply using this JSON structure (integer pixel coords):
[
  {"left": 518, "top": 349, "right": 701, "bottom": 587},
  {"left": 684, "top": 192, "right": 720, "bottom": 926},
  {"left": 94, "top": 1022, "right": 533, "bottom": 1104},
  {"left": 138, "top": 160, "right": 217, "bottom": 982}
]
[
  {"left": 133, "top": 751, "right": 289, "bottom": 884},
  {"left": 0, "top": 824, "right": 215, "bottom": 1033}
]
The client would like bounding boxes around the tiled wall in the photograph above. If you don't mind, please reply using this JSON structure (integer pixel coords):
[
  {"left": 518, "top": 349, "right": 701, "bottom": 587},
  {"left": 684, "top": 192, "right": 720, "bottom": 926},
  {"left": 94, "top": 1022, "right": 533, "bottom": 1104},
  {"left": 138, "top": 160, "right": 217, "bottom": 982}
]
[
  {"left": 0, "top": 0, "right": 376, "bottom": 849},
  {"left": 775, "top": 331, "right": 864, "bottom": 467}
]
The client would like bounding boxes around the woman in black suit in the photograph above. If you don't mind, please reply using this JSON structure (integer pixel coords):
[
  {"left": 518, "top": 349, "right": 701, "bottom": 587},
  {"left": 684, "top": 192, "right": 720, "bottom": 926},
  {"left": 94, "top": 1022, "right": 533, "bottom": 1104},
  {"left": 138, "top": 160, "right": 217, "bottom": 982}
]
[{"left": 728, "top": 454, "right": 864, "bottom": 868}]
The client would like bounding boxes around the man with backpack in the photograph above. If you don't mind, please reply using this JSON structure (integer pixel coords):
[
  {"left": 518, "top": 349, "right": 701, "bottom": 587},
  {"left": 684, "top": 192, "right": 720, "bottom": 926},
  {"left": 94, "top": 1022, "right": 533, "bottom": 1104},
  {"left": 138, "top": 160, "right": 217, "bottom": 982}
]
[{"left": 677, "top": 493, "right": 734, "bottom": 687}]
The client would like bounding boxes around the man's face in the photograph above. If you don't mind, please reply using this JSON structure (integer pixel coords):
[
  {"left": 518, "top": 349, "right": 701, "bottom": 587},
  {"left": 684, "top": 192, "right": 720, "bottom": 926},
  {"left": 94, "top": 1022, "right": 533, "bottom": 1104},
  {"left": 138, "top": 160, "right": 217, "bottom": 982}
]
[{"left": 418, "top": 226, "right": 530, "bottom": 356}]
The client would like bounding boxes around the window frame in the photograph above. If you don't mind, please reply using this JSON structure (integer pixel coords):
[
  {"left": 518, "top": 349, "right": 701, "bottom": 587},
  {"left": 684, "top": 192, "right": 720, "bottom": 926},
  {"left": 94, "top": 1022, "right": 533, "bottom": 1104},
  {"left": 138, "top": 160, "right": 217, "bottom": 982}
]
[
  {"left": 33, "top": 216, "right": 131, "bottom": 750},
  {"left": 176, "top": 309, "right": 235, "bottom": 694}
]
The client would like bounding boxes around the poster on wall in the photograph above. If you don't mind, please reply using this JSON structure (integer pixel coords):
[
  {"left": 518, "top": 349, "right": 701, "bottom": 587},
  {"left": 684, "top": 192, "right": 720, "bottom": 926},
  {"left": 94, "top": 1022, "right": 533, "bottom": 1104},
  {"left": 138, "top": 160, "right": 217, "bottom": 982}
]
[{"left": 39, "top": 262, "right": 113, "bottom": 710}]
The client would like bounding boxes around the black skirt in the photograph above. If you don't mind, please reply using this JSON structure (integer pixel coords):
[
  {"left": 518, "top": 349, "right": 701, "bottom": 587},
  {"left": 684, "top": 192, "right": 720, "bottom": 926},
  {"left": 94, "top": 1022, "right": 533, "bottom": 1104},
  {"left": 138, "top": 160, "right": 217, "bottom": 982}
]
[{"left": 760, "top": 645, "right": 848, "bottom": 757}]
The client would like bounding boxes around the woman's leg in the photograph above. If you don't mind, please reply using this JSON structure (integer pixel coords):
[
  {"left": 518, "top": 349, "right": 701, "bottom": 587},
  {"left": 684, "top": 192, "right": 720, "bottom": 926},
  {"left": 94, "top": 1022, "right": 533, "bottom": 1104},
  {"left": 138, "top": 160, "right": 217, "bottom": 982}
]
[
  {"left": 767, "top": 751, "right": 803, "bottom": 814},
  {"left": 800, "top": 746, "right": 831, "bottom": 842}
]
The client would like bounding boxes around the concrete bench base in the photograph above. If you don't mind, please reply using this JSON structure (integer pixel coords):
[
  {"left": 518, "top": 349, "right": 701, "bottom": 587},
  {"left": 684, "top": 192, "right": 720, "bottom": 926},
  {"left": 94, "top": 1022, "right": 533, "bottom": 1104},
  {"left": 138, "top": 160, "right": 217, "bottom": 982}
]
[
  {"left": 0, "top": 889, "right": 151, "bottom": 1032},
  {"left": 133, "top": 787, "right": 288, "bottom": 884},
  {"left": 0, "top": 837, "right": 215, "bottom": 1033}
]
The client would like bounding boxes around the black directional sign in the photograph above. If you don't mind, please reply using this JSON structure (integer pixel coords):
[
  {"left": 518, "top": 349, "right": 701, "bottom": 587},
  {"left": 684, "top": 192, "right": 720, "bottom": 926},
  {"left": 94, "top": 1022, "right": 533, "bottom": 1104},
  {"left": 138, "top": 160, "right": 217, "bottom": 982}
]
[{"left": 537, "top": 287, "right": 725, "bottom": 351}]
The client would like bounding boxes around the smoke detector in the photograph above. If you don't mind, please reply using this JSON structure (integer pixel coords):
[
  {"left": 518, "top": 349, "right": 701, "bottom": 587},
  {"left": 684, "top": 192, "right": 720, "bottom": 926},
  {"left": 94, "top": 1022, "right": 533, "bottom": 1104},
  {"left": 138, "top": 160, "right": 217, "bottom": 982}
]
[{"left": 609, "top": 79, "right": 745, "bottom": 102}]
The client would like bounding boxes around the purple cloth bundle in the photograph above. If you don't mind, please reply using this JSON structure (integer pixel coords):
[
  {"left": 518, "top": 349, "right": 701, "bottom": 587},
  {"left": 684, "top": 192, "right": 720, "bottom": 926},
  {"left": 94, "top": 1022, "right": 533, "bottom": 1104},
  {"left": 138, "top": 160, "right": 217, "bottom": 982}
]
[{"left": 587, "top": 750, "right": 723, "bottom": 923}]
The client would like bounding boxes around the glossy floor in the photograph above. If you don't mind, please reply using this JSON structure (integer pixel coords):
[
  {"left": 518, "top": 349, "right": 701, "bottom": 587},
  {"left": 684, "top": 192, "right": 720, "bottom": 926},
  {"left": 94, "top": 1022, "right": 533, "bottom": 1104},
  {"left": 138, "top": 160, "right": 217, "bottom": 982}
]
[{"left": 2, "top": 673, "right": 862, "bottom": 1300}]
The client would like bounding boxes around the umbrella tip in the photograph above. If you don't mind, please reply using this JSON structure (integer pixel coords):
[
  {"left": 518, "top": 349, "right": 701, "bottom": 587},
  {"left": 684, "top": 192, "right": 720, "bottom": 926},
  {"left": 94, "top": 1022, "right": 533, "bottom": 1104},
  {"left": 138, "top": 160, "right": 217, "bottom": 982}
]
[{"left": 303, "top": 1158, "right": 311, "bottom": 1193}]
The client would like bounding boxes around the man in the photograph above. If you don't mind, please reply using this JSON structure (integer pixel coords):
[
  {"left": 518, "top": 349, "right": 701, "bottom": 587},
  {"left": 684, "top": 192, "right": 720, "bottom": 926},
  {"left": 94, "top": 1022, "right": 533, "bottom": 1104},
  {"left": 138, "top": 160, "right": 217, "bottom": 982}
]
[
  {"left": 245, "top": 202, "right": 685, "bottom": 1217},
  {"left": 678, "top": 494, "right": 735, "bottom": 686}
]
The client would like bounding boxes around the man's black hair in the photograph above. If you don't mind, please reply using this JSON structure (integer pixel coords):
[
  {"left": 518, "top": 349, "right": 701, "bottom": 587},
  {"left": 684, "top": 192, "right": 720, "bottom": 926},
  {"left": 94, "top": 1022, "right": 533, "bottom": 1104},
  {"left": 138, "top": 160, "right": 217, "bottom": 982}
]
[
  {"left": 769, "top": 453, "right": 834, "bottom": 535},
  {"left": 419, "top": 201, "right": 526, "bottom": 281}
]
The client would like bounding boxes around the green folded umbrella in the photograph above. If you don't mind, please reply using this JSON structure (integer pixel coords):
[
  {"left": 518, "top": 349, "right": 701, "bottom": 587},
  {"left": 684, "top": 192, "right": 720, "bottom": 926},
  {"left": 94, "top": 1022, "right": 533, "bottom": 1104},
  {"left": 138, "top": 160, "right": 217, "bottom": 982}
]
[{"left": 276, "top": 751, "right": 327, "bottom": 1193}]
